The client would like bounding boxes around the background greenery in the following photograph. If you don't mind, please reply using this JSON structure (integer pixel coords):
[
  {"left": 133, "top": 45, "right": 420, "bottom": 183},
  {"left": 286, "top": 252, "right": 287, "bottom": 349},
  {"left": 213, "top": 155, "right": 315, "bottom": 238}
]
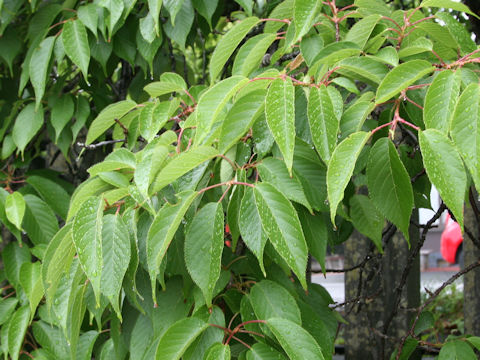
[{"left": 0, "top": 0, "right": 480, "bottom": 359}]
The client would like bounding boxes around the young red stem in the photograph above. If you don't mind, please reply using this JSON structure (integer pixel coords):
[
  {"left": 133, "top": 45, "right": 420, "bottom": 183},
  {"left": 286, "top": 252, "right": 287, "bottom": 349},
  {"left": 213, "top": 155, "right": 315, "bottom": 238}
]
[
  {"left": 176, "top": 127, "right": 185, "bottom": 154},
  {"left": 225, "top": 320, "right": 267, "bottom": 345},
  {"left": 238, "top": 329, "right": 265, "bottom": 337},
  {"left": 381, "top": 16, "right": 402, "bottom": 30},
  {"left": 407, "top": 6, "right": 422, "bottom": 23},
  {"left": 338, "top": 11, "right": 358, "bottom": 23},
  {"left": 218, "top": 185, "right": 232, "bottom": 203},
  {"left": 339, "top": 4, "right": 356, "bottom": 12},
  {"left": 407, "top": 83, "right": 431, "bottom": 90},
  {"left": 260, "top": 18, "right": 291, "bottom": 24},
  {"left": 398, "top": 118, "right": 420, "bottom": 131},
  {"left": 410, "top": 15, "right": 436, "bottom": 26},
  {"left": 231, "top": 336, "right": 252, "bottom": 349},
  {"left": 228, "top": 312, "right": 240, "bottom": 330},
  {"left": 198, "top": 181, "right": 254, "bottom": 195},
  {"left": 183, "top": 89, "right": 196, "bottom": 105},
  {"left": 459, "top": 48, "right": 480, "bottom": 62},
  {"left": 218, "top": 154, "right": 237, "bottom": 169},
  {"left": 371, "top": 121, "right": 393, "bottom": 135},
  {"left": 249, "top": 76, "right": 279, "bottom": 83},
  {"left": 405, "top": 96, "right": 424, "bottom": 110}
]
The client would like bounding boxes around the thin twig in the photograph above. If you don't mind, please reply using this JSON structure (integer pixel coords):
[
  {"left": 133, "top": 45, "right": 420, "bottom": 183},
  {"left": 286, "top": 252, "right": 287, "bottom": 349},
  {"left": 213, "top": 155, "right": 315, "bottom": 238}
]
[{"left": 77, "top": 139, "right": 125, "bottom": 149}]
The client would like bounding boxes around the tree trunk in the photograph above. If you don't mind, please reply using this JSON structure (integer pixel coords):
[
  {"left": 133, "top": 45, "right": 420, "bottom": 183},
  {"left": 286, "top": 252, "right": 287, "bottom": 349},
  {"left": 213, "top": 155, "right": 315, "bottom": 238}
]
[
  {"left": 464, "top": 192, "right": 480, "bottom": 335},
  {"left": 344, "top": 211, "right": 420, "bottom": 359}
]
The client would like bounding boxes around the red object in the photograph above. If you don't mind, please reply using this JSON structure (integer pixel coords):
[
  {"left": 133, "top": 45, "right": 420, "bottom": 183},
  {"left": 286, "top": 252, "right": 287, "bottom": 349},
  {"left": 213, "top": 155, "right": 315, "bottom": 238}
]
[
  {"left": 225, "top": 240, "right": 231, "bottom": 248},
  {"left": 440, "top": 213, "right": 463, "bottom": 264},
  {"left": 225, "top": 224, "right": 230, "bottom": 234}
]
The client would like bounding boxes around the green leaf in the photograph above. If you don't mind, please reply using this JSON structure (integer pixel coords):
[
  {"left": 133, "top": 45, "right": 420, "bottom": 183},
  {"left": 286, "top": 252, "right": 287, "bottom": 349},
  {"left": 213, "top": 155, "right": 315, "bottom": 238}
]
[
  {"left": 147, "top": 191, "right": 197, "bottom": 304},
  {"left": 265, "top": 78, "right": 295, "bottom": 174},
  {"left": 19, "top": 262, "right": 43, "bottom": 319},
  {"left": 7, "top": 306, "right": 31, "bottom": 360},
  {"left": 67, "top": 177, "right": 112, "bottom": 220},
  {"left": 232, "top": 33, "right": 276, "bottom": 77},
  {"left": 12, "top": 103, "right": 44, "bottom": 158},
  {"left": 257, "top": 157, "right": 311, "bottom": 211},
  {"left": 369, "top": 46, "right": 399, "bottom": 67},
  {"left": 340, "top": 101, "right": 375, "bottom": 139},
  {"left": 235, "top": 0, "right": 253, "bottom": 16},
  {"left": 29, "top": 36, "right": 55, "bottom": 110},
  {"left": 77, "top": 4, "right": 98, "bottom": 38},
  {"left": 345, "top": 14, "right": 381, "bottom": 49},
  {"left": 140, "top": 12, "right": 157, "bottom": 43},
  {"left": 424, "top": 70, "right": 461, "bottom": 133},
  {"left": 185, "top": 202, "right": 224, "bottom": 307},
  {"left": 297, "top": 300, "right": 333, "bottom": 360},
  {"left": 135, "top": 147, "right": 169, "bottom": 197},
  {"left": 312, "top": 41, "right": 361, "bottom": 66},
  {"left": 3, "top": 242, "right": 31, "bottom": 289},
  {"left": 308, "top": 85, "right": 338, "bottom": 163},
  {"left": 420, "top": 0, "right": 479, "bottom": 18},
  {"left": 89, "top": 33, "right": 112, "bottom": 74},
  {"left": 376, "top": 60, "right": 434, "bottom": 104},
  {"left": 195, "top": 75, "right": 248, "bottom": 145},
  {"left": 300, "top": 35, "right": 324, "bottom": 67},
  {"left": 164, "top": 0, "right": 185, "bottom": 25},
  {"left": 72, "top": 196, "right": 103, "bottom": 304},
  {"left": 239, "top": 187, "right": 268, "bottom": 275},
  {"left": 219, "top": 89, "right": 265, "bottom": 153},
  {"left": 419, "top": 129, "right": 466, "bottom": 230},
  {"left": 155, "top": 318, "right": 209, "bottom": 360},
  {"left": 436, "top": 12, "right": 477, "bottom": 54},
  {"left": 50, "top": 94, "right": 75, "bottom": 142},
  {"left": 209, "top": 16, "right": 259, "bottom": 82},
  {"left": 367, "top": 138, "right": 413, "bottom": 242},
  {"left": 355, "top": 0, "right": 391, "bottom": 16},
  {"left": 254, "top": 182, "right": 308, "bottom": 289},
  {"left": 250, "top": 280, "right": 301, "bottom": 324},
  {"left": 23, "top": 194, "right": 59, "bottom": 245},
  {"left": 466, "top": 337, "right": 480, "bottom": 351},
  {"left": 414, "top": 311, "right": 435, "bottom": 335},
  {"left": 192, "top": 0, "right": 219, "bottom": 28},
  {"left": 338, "top": 57, "right": 388, "bottom": 85},
  {"left": 88, "top": 148, "right": 136, "bottom": 177},
  {"left": 327, "top": 131, "right": 370, "bottom": 224},
  {"left": 438, "top": 340, "right": 477, "bottom": 360},
  {"left": 27, "top": 175, "right": 70, "bottom": 220},
  {"left": 293, "top": 139, "right": 328, "bottom": 212},
  {"left": 267, "top": 318, "right": 325, "bottom": 360},
  {"left": 86, "top": 100, "right": 137, "bottom": 145},
  {"left": 101, "top": 214, "right": 131, "bottom": 318},
  {"left": 148, "top": 0, "right": 163, "bottom": 34},
  {"left": 151, "top": 146, "right": 218, "bottom": 194},
  {"left": 398, "top": 37, "right": 433, "bottom": 59},
  {"left": 349, "top": 194, "right": 384, "bottom": 251},
  {"left": 76, "top": 331, "right": 99, "bottom": 360},
  {"left": 294, "top": 0, "right": 322, "bottom": 41},
  {"left": 0, "top": 28, "right": 22, "bottom": 76},
  {"left": 100, "top": 0, "right": 124, "bottom": 39},
  {"left": 164, "top": 0, "right": 194, "bottom": 50},
  {"left": 63, "top": 20, "right": 90, "bottom": 81},
  {"left": 5, "top": 192, "right": 25, "bottom": 231},
  {"left": 451, "top": 83, "right": 480, "bottom": 190},
  {"left": 0, "top": 299, "right": 18, "bottom": 326},
  {"left": 204, "top": 343, "right": 230, "bottom": 360},
  {"left": 247, "top": 343, "right": 286, "bottom": 360},
  {"left": 42, "top": 224, "right": 75, "bottom": 309},
  {"left": 298, "top": 208, "right": 328, "bottom": 273},
  {"left": 184, "top": 305, "right": 225, "bottom": 359}
]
